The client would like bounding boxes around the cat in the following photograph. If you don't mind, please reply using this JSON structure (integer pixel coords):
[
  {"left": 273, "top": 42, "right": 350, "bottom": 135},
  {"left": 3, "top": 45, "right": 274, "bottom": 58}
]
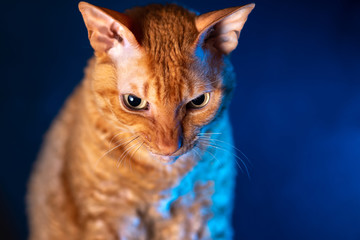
[{"left": 27, "top": 1, "right": 254, "bottom": 240}]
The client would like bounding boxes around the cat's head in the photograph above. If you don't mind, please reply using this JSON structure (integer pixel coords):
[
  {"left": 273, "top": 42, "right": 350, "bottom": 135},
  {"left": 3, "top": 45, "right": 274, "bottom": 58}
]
[{"left": 79, "top": 2, "right": 254, "bottom": 163}]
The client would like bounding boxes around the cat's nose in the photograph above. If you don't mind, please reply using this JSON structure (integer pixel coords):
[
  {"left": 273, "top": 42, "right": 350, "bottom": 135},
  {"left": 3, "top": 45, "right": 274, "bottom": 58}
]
[{"left": 158, "top": 135, "right": 182, "bottom": 156}]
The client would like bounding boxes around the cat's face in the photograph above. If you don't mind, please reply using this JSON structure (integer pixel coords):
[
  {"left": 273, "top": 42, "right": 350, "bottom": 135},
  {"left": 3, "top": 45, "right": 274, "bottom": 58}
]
[
  {"left": 114, "top": 46, "right": 223, "bottom": 158},
  {"left": 92, "top": 42, "right": 224, "bottom": 162},
  {"left": 79, "top": 2, "right": 254, "bottom": 162}
]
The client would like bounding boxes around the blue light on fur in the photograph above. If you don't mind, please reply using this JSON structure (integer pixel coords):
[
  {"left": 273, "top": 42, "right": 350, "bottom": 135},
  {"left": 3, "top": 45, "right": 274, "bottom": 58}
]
[
  {"left": 195, "top": 45, "right": 206, "bottom": 61},
  {"left": 155, "top": 112, "right": 237, "bottom": 238}
]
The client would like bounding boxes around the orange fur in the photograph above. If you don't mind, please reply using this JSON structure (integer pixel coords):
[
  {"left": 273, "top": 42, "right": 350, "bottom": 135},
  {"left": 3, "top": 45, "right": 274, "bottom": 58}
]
[{"left": 27, "top": 2, "right": 254, "bottom": 239}]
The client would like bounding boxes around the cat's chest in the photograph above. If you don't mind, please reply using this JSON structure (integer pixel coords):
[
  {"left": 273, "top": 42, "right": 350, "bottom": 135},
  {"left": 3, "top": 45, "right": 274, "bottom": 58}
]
[{"left": 117, "top": 178, "right": 214, "bottom": 240}]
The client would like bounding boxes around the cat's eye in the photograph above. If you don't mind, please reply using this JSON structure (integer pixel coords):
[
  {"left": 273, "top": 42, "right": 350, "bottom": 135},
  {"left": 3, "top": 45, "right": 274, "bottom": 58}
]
[
  {"left": 123, "top": 94, "right": 148, "bottom": 110},
  {"left": 187, "top": 92, "right": 210, "bottom": 109}
]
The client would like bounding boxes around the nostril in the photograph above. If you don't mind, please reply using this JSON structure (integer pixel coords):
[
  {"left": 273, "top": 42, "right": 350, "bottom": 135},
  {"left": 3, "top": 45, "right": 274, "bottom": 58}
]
[{"left": 160, "top": 136, "right": 183, "bottom": 156}]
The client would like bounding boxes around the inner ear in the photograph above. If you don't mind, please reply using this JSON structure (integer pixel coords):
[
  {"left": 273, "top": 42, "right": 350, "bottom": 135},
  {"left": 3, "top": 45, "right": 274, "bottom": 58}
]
[
  {"left": 195, "top": 4, "right": 255, "bottom": 55},
  {"left": 79, "top": 1, "right": 139, "bottom": 54}
]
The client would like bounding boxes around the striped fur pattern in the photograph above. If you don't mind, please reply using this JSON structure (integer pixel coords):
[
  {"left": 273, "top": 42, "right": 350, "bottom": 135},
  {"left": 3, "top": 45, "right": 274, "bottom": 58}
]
[{"left": 27, "top": 2, "right": 254, "bottom": 240}]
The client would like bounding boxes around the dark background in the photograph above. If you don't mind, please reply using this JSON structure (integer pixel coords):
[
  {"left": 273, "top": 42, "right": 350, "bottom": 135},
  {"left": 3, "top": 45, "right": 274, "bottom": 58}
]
[{"left": 1, "top": 0, "right": 360, "bottom": 239}]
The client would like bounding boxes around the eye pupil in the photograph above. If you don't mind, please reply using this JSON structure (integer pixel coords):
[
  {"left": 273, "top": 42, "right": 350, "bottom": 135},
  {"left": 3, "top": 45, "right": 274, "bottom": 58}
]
[
  {"left": 188, "top": 92, "right": 210, "bottom": 109},
  {"left": 191, "top": 94, "right": 205, "bottom": 106},
  {"left": 128, "top": 95, "right": 141, "bottom": 107},
  {"left": 123, "top": 94, "right": 148, "bottom": 110}
]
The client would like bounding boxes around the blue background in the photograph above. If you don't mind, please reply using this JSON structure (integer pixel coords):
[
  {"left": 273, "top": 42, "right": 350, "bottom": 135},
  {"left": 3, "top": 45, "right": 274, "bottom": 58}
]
[{"left": 1, "top": 0, "right": 360, "bottom": 239}]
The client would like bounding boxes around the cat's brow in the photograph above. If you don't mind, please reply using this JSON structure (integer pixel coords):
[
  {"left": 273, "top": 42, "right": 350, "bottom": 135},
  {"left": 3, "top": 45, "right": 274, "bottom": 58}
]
[
  {"left": 143, "top": 82, "right": 149, "bottom": 98},
  {"left": 130, "top": 83, "right": 138, "bottom": 92},
  {"left": 191, "top": 83, "right": 216, "bottom": 97}
]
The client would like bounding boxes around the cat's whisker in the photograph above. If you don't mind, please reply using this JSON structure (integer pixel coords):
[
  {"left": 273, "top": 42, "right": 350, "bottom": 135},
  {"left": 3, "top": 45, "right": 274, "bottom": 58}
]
[
  {"left": 195, "top": 145, "right": 222, "bottom": 167},
  {"left": 193, "top": 148, "right": 202, "bottom": 161},
  {"left": 128, "top": 142, "right": 144, "bottom": 172},
  {"left": 121, "top": 142, "right": 140, "bottom": 171},
  {"left": 95, "top": 136, "right": 139, "bottom": 167},
  {"left": 196, "top": 135, "right": 252, "bottom": 167},
  {"left": 109, "top": 133, "right": 133, "bottom": 149},
  {"left": 116, "top": 138, "right": 141, "bottom": 168},
  {"left": 199, "top": 139, "right": 242, "bottom": 170},
  {"left": 197, "top": 132, "right": 223, "bottom": 135},
  {"left": 123, "top": 141, "right": 143, "bottom": 170},
  {"left": 117, "top": 144, "right": 134, "bottom": 168},
  {"left": 112, "top": 135, "right": 138, "bottom": 146},
  {"left": 116, "top": 139, "right": 141, "bottom": 168},
  {"left": 107, "top": 135, "right": 137, "bottom": 160},
  {"left": 197, "top": 139, "right": 251, "bottom": 179}
]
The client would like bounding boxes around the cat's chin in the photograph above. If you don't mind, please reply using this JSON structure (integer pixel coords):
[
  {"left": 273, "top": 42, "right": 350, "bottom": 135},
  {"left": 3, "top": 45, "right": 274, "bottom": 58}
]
[{"left": 149, "top": 153, "right": 181, "bottom": 164}]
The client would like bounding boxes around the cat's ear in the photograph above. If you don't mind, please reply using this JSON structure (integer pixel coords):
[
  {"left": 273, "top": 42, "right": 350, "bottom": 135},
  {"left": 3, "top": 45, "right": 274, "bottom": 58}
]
[
  {"left": 195, "top": 4, "right": 255, "bottom": 55},
  {"left": 78, "top": 2, "right": 139, "bottom": 56}
]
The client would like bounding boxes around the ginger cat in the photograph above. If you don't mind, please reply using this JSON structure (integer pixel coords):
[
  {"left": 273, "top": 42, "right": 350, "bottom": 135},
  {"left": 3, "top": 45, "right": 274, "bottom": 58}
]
[{"left": 27, "top": 2, "right": 254, "bottom": 240}]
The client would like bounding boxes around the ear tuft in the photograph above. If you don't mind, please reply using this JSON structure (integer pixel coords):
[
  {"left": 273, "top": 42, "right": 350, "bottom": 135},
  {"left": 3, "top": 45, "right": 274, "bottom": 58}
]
[{"left": 195, "top": 4, "right": 255, "bottom": 55}]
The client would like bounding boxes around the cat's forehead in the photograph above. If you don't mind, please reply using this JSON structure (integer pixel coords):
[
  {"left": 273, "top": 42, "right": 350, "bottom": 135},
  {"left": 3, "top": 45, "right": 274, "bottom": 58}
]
[
  {"left": 118, "top": 5, "right": 220, "bottom": 103},
  {"left": 126, "top": 4, "right": 198, "bottom": 50},
  {"left": 117, "top": 54, "right": 209, "bottom": 105}
]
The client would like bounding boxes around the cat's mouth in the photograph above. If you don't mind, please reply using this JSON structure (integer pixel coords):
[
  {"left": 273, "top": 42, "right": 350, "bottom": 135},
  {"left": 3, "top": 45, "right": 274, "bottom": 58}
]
[{"left": 146, "top": 142, "right": 194, "bottom": 164}]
